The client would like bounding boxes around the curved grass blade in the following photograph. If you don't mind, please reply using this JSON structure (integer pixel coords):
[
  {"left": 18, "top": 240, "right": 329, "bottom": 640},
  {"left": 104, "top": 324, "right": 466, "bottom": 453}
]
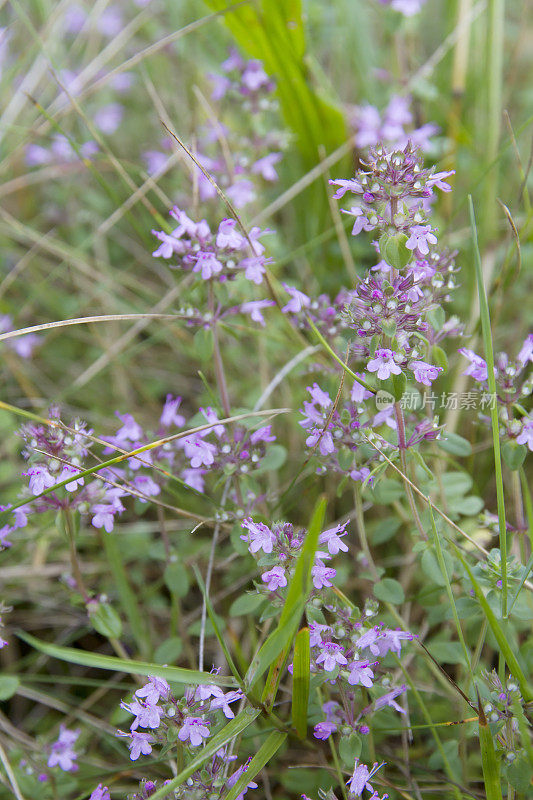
[
  {"left": 222, "top": 730, "right": 287, "bottom": 800},
  {"left": 469, "top": 197, "right": 508, "bottom": 617},
  {"left": 17, "top": 632, "right": 238, "bottom": 688},
  {"left": 291, "top": 627, "right": 310, "bottom": 738},
  {"left": 147, "top": 707, "right": 262, "bottom": 800}
]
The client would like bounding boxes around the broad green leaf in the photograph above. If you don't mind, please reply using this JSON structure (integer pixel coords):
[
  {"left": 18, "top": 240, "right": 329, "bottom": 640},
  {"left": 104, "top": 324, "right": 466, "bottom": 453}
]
[
  {"left": 222, "top": 730, "right": 288, "bottom": 800},
  {"left": 339, "top": 733, "right": 362, "bottom": 767},
  {"left": 373, "top": 578, "right": 404, "bottom": 605},
  {"left": 18, "top": 632, "right": 238, "bottom": 688},
  {"left": 291, "top": 627, "right": 310, "bottom": 738},
  {"left": 437, "top": 432, "right": 472, "bottom": 457},
  {"left": 88, "top": 602, "right": 123, "bottom": 640},
  {"left": 148, "top": 707, "right": 262, "bottom": 800},
  {"left": 230, "top": 593, "right": 266, "bottom": 617},
  {"left": 164, "top": 562, "right": 190, "bottom": 598}
]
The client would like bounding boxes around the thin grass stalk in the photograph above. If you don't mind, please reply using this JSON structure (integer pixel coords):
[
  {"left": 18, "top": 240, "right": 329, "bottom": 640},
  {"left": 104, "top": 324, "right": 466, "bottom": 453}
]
[{"left": 469, "top": 197, "right": 508, "bottom": 617}]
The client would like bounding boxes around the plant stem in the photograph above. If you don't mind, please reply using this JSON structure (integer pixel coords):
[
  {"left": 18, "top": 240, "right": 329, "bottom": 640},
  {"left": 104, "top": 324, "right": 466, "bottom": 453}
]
[{"left": 394, "top": 402, "right": 427, "bottom": 541}]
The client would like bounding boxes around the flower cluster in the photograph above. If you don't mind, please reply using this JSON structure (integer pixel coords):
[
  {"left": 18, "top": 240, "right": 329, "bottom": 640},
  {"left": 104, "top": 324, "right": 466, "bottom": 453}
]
[
  {"left": 151, "top": 207, "right": 271, "bottom": 284},
  {"left": 459, "top": 335, "right": 533, "bottom": 452},
  {"left": 299, "top": 381, "right": 382, "bottom": 483},
  {"left": 350, "top": 94, "right": 437, "bottom": 152},
  {"left": 117, "top": 674, "right": 242, "bottom": 762}
]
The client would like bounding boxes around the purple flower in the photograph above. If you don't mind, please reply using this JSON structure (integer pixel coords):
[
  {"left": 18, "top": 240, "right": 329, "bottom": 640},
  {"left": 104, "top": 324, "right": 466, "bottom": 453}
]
[
  {"left": 126, "top": 730, "right": 153, "bottom": 761},
  {"left": 151, "top": 230, "right": 182, "bottom": 259},
  {"left": 240, "top": 300, "right": 275, "bottom": 326},
  {"left": 200, "top": 407, "right": 225, "bottom": 438},
  {"left": 250, "top": 425, "right": 276, "bottom": 444},
  {"left": 459, "top": 348, "right": 489, "bottom": 381},
  {"left": 178, "top": 716, "right": 210, "bottom": 746},
  {"left": 160, "top": 394, "right": 185, "bottom": 428},
  {"left": 281, "top": 284, "right": 311, "bottom": 313},
  {"left": 121, "top": 696, "right": 164, "bottom": 731},
  {"left": 306, "top": 428, "right": 335, "bottom": 456},
  {"left": 241, "top": 59, "right": 270, "bottom": 92},
  {"left": 367, "top": 349, "right": 402, "bottom": 380},
  {"left": 329, "top": 178, "right": 363, "bottom": 199},
  {"left": 94, "top": 103, "right": 123, "bottom": 134},
  {"left": 410, "top": 360, "right": 442, "bottom": 386},
  {"left": 372, "top": 628, "right": 415, "bottom": 656},
  {"left": 319, "top": 522, "right": 349, "bottom": 555},
  {"left": 347, "top": 660, "right": 375, "bottom": 688},
  {"left": 181, "top": 468, "right": 205, "bottom": 492},
  {"left": 252, "top": 152, "right": 282, "bottom": 181},
  {"left": 216, "top": 219, "right": 244, "bottom": 249},
  {"left": 227, "top": 179, "right": 256, "bottom": 208},
  {"left": 59, "top": 466, "right": 84, "bottom": 492},
  {"left": 313, "top": 721, "right": 337, "bottom": 740},
  {"left": 309, "top": 622, "right": 331, "bottom": 647},
  {"left": 182, "top": 436, "right": 217, "bottom": 469},
  {"left": 261, "top": 566, "right": 287, "bottom": 591},
  {"left": 47, "top": 725, "right": 79, "bottom": 772},
  {"left": 193, "top": 251, "right": 223, "bottom": 280},
  {"left": 226, "top": 760, "right": 259, "bottom": 800},
  {"left": 26, "top": 465, "right": 56, "bottom": 495},
  {"left": 114, "top": 412, "right": 143, "bottom": 443},
  {"left": 347, "top": 759, "right": 384, "bottom": 796},
  {"left": 426, "top": 170, "right": 455, "bottom": 192},
  {"left": 351, "top": 376, "right": 373, "bottom": 402},
  {"left": 405, "top": 224, "right": 437, "bottom": 255},
  {"left": 209, "top": 688, "right": 244, "bottom": 719},
  {"left": 135, "top": 676, "right": 170, "bottom": 705},
  {"left": 241, "top": 256, "right": 266, "bottom": 284},
  {"left": 517, "top": 334, "right": 533, "bottom": 366},
  {"left": 308, "top": 383, "right": 332, "bottom": 408},
  {"left": 342, "top": 206, "right": 376, "bottom": 235},
  {"left": 89, "top": 785, "right": 110, "bottom": 800},
  {"left": 311, "top": 561, "right": 336, "bottom": 589},
  {"left": 316, "top": 642, "right": 347, "bottom": 672},
  {"left": 516, "top": 417, "right": 533, "bottom": 451},
  {"left": 240, "top": 517, "right": 276, "bottom": 554},
  {"left": 374, "top": 684, "right": 407, "bottom": 714}
]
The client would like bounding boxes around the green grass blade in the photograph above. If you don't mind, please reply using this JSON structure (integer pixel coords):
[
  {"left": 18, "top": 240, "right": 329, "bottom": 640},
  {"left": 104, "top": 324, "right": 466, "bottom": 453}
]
[
  {"left": 291, "top": 626, "right": 310, "bottom": 738},
  {"left": 17, "top": 632, "right": 238, "bottom": 688},
  {"left": 479, "top": 713, "right": 504, "bottom": 800},
  {"left": 222, "top": 730, "right": 287, "bottom": 800},
  {"left": 193, "top": 566, "right": 244, "bottom": 685},
  {"left": 451, "top": 546, "right": 532, "bottom": 701},
  {"left": 147, "top": 707, "right": 262, "bottom": 800},
  {"left": 469, "top": 196, "right": 508, "bottom": 617}
]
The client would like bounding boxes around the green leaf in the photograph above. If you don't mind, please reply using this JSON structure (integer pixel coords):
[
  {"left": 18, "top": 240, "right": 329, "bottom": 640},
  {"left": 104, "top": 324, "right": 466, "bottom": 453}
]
[
  {"left": 103, "top": 532, "right": 149, "bottom": 655},
  {"left": 437, "top": 432, "right": 472, "bottom": 457},
  {"left": 501, "top": 440, "right": 527, "bottom": 471},
  {"left": 428, "top": 641, "right": 468, "bottom": 666},
  {"left": 164, "top": 562, "right": 190, "bottom": 598},
  {"left": 230, "top": 593, "right": 266, "bottom": 617},
  {"left": 291, "top": 627, "right": 310, "bottom": 738},
  {"left": 0, "top": 676, "right": 19, "bottom": 701},
  {"left": 371, "top": 479, "right": 403, "bottom": 504},
  {"left": 449, "top": 495, "right": 484, "bottom": 516},
  {"left": 379, "top": 231, "right": 412, "bottom": 269},
  {"left": 17, "top": 632, "right": 238, "bottom": 688},
  {"left": 339, "top": 733, "right": 362, "bottom": 767},
  {"left": 154, "top": 637, "right": 183, "bottom": 664},
  {"left": 432, "top": 344, "right": 449, "bottom": 372},
  {"left": 254, "top": 444, "right": 287, "bottom": 473},
  {"left": 222, "top": 730, "right": 287, "bottom": 800},
  {"left": 148, "top": 707, "right": 262, "bottom": 800},
  {"left": 88, "top": 601, "right": 123, "bottom": 640},
  {"left": 373, "top": 578, "right": 405, "bottom": 604}
]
